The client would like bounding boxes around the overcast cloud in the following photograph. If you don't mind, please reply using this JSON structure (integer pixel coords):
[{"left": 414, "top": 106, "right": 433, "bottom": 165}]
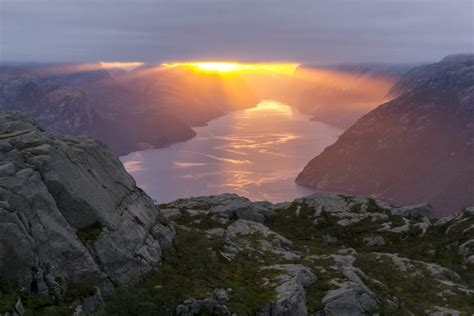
[{"left": 1, "top": 0, "right": 473, "bottom": 64}]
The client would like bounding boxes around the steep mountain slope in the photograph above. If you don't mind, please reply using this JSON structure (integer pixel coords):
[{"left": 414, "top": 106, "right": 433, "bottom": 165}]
[
  {"left": 0, "top": 73, "right": 98, "bottom": 135},
  {"left": 0, "top": 67, "right": 196, "bottom": 155},
  {"left": 0, "top": 63, "right": 260, "bottom": 155},
  {"left": 296, "top": 55, "right": 474, "bottom": 216},
  {"left": 0, "top": 112, "right": 174, "bottom": 313}
]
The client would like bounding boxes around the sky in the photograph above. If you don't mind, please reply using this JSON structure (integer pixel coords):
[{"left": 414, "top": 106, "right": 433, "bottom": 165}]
[{"left": 1, "top": 0, "right": 473, "bottom": 65}]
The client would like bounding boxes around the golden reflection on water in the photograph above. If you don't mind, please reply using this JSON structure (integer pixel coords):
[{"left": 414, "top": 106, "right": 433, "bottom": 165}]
[
  {"left": 245, "top": 99, "right": 295, "bottom": 116},
  {"left": 121, "top": 100, "right": 342, "bottom": 202}
]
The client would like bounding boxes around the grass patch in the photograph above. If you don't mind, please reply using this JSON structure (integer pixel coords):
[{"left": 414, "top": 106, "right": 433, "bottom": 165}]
[
  {"left": 76, "top": 221, "right": 104, "bottom": 243},
  {"left": 354, "top": 254, "right": 474, "bottom": 314},
  {"left": 64, "top": 281, "right": 96, "bottom": 301},
  {"left": 0, "top": 278, "right": 70, "bottom": 315},
  {"left": 104, "top": 227, "right": 276, "bottom": 315}
]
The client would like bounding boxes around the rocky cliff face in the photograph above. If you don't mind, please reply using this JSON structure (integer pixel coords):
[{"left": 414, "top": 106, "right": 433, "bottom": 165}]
[
  {"left": 296, "top": 55, "right": 474, "bottom": 216},
  {"left": 0, "top": 73, "right": 98, "bottom": 135},
  {"left": 0, "top": 112, "right": 174, "bottom": 313},
  {"left": 0, "top": 68, "right": 196, "bottom": 155}
]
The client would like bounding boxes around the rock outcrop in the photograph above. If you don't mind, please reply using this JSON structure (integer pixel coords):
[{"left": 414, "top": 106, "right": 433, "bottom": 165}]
[
  {"left": 0, "top": 112, "right": 173, "bottom": 306},
  {"left": 93, "top": 192, "right": 473, "bottom": 315},
  {"left": 296, "top": 54, "right": 474, "bottom": 216}
]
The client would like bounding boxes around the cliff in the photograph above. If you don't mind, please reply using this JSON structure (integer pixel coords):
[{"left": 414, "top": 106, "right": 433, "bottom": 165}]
[
  {"left": 296, "top": 55, "right": 474, "bottom": 216},
  {"left": 0, "top": 112, "right": 174, "bottom": 313}
]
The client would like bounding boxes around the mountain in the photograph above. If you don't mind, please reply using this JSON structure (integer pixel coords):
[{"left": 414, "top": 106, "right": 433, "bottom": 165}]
[
  {"left": 1, "top": 113, "right": 472, "bottom": 315},
  {"left": 296, "top": 55, "right": 474, "bottom": 216},
  {"left": 0, "top": 65, "right": 196, "bottom": 155},
  {"left": 0, "top": 73, "right": 98, "bottom": 135},
  {"left": 0, "top": 63, "right": 259, "bottom": 155}
]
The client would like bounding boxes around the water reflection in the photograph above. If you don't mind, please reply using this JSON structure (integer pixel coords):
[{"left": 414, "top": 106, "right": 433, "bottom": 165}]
[{"left": 120, "top": 100, "right": 342, "bottom": 203}]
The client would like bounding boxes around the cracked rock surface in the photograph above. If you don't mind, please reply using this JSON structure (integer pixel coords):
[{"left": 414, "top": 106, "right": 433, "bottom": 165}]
[{"left": 0, "top": 112, "right": 172, "bottom": 299}]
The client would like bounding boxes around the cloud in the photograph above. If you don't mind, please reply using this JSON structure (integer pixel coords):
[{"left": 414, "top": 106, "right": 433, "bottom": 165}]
[{"left": 1, "top": 0, "right": 472, "bottom": 64}]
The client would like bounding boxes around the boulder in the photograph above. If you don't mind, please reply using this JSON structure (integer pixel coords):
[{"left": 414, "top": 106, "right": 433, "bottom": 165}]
[
  {"left": 259, "top": 264, "right": 316, "bottom": 316},
  {"left": 166, "top": 193, "right": 275, "bottom": 222},
  {"left": 160, "top": 208, "right": 182, "bottom": 223},
  {"left": 321, "top": 283, "right": 378, "bottom": 316},
  {"left": 0, "top": 112, "right": 172, "bottom": 298},
  {"left": 393, "top": 203, "right": 436, "bottom": 219}
]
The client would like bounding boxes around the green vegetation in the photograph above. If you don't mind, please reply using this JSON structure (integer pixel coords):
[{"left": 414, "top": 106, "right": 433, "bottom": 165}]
[
  {"left": 64, "top": 281, "right": 96, "bottom": 301},
  {"left": 104, "top": 227, "right": 277, "bottom": 315},
  {"left": 0, "top": 278, "right": 70, "bottom": 315},
  {"left": 175, "top": 210, "right": 227, "bottom": 231},
  {"left": 366, "top": 198, "right": 380, "bottom": 213},
  {"left": 4, "top": 199, "right": 472, "bottom": 315},
  {"left": 354, "top": 253, "right": 474, "bottom": 314},
  {"left": 76, "top": 221, "right": 104, "bottom": 243}
]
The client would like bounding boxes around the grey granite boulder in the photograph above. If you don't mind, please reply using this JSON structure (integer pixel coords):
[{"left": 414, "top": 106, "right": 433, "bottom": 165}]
[
  {"left": 321, "top": 283, "right": 378, "bottom": 316},
  {"left": 0, "top": 112, "right": 171, "bottom": 298},
  {"left": 393, "top": 203, "right": 436, "bottom": 219},
  {"left": 166, "top": 193, "right": 275, "bottom": 222},
  {"left": 259, "top": 264, "right": 316, "bottom": 316}
]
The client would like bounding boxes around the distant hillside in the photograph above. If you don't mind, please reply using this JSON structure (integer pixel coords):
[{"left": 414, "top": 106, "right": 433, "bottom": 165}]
[
  {"left": 0, "top": 63, "right": 260, "bottom": 155},
  {"left": 296, "top": 55, "right": 474, "bottom": 216}
]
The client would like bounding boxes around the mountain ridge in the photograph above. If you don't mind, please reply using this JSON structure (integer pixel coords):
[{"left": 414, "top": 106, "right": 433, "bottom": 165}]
[{"left": 296, "top": 54, "right": 474, "bottom": 216}]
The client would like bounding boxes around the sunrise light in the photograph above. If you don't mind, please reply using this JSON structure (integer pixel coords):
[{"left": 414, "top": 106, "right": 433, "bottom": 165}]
[
  {"left": 100, "top": 61, "right": 144, "bottom": 71},
  {"left": 162, "top": 62, "right": 299, "bottom": 75}
]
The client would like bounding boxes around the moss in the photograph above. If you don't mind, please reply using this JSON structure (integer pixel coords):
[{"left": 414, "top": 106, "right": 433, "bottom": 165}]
[
  {"left": 388, "top": 215, "right": 405, "bottom": 227},
  {"left": 366, "top": 198, "right": 380, "bottom": 212},
  {"left": 0, "top": 278, "right": 70, "bottom": 315},
  {"left": 0, "top": 278, "right": 18, "bottom": 314},
  {"left": 354, "top": 254, "right": 474, "bottom": 314},
  {"left": 305, "top": 273, "right": 335, "bottom": 313},
  {"left": 104, "top": 227, "right": 276, "bottom": 315},
  {"left": 76, "top": 221, "right": 104, "bottom": 243},
  {"left": 338, "top": 195, "right": 354, "bottom": 203},
  {"left": 64, "top": 281, "right": 96, "bottom": 301},
  {"left": 350, "top": 202, "right": 363, "bottom": 213},
  {"left": 175, "top": 210, "right": 228, "bottom": 231}
]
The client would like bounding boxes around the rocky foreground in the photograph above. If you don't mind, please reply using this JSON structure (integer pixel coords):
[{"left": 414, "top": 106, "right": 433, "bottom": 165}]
[
  {"left": 0, "top": 112, "right": 473, "bottom": 315},
  {"left": 0, "top": 112, "right": 174, "bottom": 314},
  {"left": 131, "top": 194, "right": 473, "bottom": 316}
]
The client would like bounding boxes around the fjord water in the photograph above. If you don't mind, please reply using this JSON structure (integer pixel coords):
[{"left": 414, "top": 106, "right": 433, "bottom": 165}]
[{"left": 121, "top": 100, "right": 342, "bottom": 203}]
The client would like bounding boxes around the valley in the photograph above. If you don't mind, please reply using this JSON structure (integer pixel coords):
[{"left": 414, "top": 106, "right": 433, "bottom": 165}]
[{"left": 121, "top": 100, "right": 342, "bottom": 203}]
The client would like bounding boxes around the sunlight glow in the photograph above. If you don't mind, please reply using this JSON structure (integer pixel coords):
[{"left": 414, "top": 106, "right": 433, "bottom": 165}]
[
  {"left": 100, "top": 61, "right": 144, "bottom": 71},
  {"left": 162, "top": 61, "right": 299, "bottom": 75}
]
